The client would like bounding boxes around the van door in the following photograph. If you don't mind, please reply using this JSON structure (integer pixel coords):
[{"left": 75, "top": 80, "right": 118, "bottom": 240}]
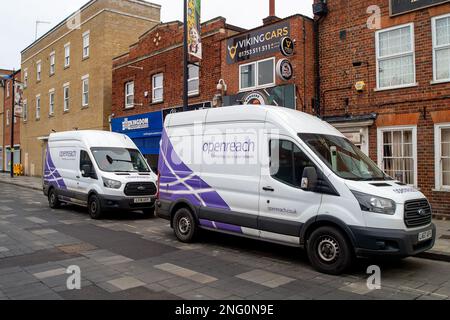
[
  {"left": 258, "top": 135, "right": 323, "bottom": 245},
  {"left": 77, "top": 149, "right": 96, "bottom": 205}
]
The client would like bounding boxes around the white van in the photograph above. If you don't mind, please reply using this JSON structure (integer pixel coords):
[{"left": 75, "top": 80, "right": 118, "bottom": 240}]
[
  {"left": 156, "top": 105, "right": 435, "bottom": 274},
  {"left": 44, "top": 130, "right": 158, "bottom": 219}
]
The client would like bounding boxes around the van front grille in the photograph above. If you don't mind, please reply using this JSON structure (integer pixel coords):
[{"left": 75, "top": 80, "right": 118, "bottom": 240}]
[
  {"left": 404, "top": 199, "right": 432, "bottom": 228},
  {"left": 124, "top": 182, "right": 157, "bottom": 196}
]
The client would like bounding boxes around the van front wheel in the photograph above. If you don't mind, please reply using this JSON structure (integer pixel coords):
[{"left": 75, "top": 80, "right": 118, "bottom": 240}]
[
  {"left": 88, "top": 195, "right": 103, "bottom": 219},
  {"left": 307, "top": 226, "right": 353, "bottom": 275},
  {"left": 173, "top": 208, "right": 197, "bottom": 243}
]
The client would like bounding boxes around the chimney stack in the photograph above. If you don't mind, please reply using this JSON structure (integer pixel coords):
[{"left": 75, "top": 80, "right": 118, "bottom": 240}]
[{"left": 263, "top": 0, "right": 280, "bottom": 25}]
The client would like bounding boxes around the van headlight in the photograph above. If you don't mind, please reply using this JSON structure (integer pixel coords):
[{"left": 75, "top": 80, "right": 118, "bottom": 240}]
[
  {"left": 351, "top": 190, "right": 396, "bottom": 215},
  {"left": 102, "top": 177, "right": 122, "bottom": 189}
]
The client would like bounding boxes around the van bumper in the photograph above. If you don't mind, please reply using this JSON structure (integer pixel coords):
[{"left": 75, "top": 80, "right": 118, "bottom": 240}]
[
  {"left": 350, "top": 223, "right": 436, "bottom": 257},
  {"left": 155, "top": 199, "right": 171, "bottom": 221},
  {"left": 98, "top": 194, "right": 156, "bottom": 211}
]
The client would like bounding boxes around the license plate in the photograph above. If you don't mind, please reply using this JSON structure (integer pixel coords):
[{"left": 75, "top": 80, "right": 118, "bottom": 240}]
[
  {"left": 418, "top": 230, "right": 432, "bottom": 242},
  {"left": 134, "top": 197, "right": 152, "bottom": 204}
]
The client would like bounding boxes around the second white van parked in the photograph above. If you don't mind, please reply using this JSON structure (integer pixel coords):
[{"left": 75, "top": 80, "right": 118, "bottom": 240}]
[
  {"left": 156, "top": 105, "right": 435, "bottom": 274},
  {"left": 44, "top": 130, "right": 158, "bottom": 219}
]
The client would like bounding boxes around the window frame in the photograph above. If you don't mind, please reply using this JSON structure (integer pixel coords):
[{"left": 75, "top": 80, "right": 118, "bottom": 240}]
[
  {"left": 64, "top": 42, "right": 71, "bottom": 68},
  {"left": 82, "top": 31, "right": 90, "bottom": 59},
  {"left": 23, "top": 99, "right": 28, "bottom": 122},
  {"left": 23, "top": 68, "right": 28, "bottom": 88},
  {"left": 152, "top": 73, "right": 164, "bottom": 103},
  {"left": 239, "top": 57, "right": 276, "bottom": 92},
  {"left": 124, "top": 81, "right": 135, "bottom": 108},
  {"left": 82, "top": 75, "right": 89, "bottom": 107},
  {"left": 35, "top": 94, "right": 41, "bottom": 120},
  {"left": 432, "top": 13, "right": 450, "bottom": 84},
  {"left": 6, "top": 81, "right": 9, "bottom": 97},
  {"left": 377, "top": 125, "right": 418, "bottom": 187},
  {"left": 6, "top": 109, "right": 10, "bottom": 126},
  {"left": 375, "top": 23, "right": 417, "bottom": 91},
  {"left": 63, "top": 83, "right": 70, "bottom": 112},
  {"left": 49, "top": 51, "right": 56, "bottom": 75},
  {"left": 188, "top": 64, "right": 200, "bottom": 96},
  {"left": 48, "top": 89, "right": 55, "bottom": 116},
  {"left": 36, "top": 60, "right": 42, "bottom": 81},
  {"left": 434, "top": 123, "right": 450, "bottom": 191}
]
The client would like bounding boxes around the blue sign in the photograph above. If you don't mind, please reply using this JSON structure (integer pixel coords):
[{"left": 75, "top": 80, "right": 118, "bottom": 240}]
[{"left": 111, "top": 111, "right": 163, "bottom": 155}]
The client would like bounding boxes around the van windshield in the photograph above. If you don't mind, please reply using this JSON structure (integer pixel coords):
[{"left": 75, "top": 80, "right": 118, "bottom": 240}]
[
  {"left": 298, "top": 133, "right": 390, "bottom": 181},
  {"left": 91, "top": 148, "right": 150, "bottom": 173}
]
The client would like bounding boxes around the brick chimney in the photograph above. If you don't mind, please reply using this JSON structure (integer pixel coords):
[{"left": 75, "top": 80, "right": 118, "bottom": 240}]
[{"left": 263, "top": 0, "right": 280, "bottom": 25}]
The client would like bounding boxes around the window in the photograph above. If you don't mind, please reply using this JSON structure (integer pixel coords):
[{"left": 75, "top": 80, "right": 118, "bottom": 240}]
[
  {"left": 36, "top": 61, "right": 41, "bottom": 81},
  {"left": 239, "top": 57, "right": 275, "bottom": 91},
  {"left": 152, "top": 73, "right": 163, "bottom": 103},
  {"left": 63, "top": 84, "right": 70, "bottom": 112},
  {"left": 6, "top": 109, "right": 10, "bottom": 126},
  {"left": 188, "top": 64, "right": 199, "bottom": 96},
  {"left": 125, "top": 81, "right": 134, "bottom": 108},
  {"left": 24, "top": 69, "right": 28, "bottom": 88},
  {"left": 6, "top": 81, "right": 9, "bottom": 97},
  {"left": 36, "top": 95, "right": 41, "bottom": 120},
  {"left": 82, "top": 75, "right": 89, "bottom": 107},
  {"left": 376, "top": 23, "right": 416, "bottom": 90},
  {"left": 23, "top": 100, "right": 28, "bottom": 122},
  {"left": 49, "top": 90, "right": 55, "bottom": 115},
  {"left": 269, "top": 139, "right": 316, "bottom": 188},
  {"left": 377, "top": 127, "right": 417, "bottom": 186},
  {"left": 432, "top": 14, "right": 450, "bottom": 83},
  {"left": 435, "top": 124, "right": 450, "bottom": 189},
  {"left": 64, "top": 43, "right": 70, "bottom": 67},
  {"left": 80, "top": 150, "right": 95, "bottom": 177},
  {"left": 50, "top": 52, "right": 55, "bottom": 75},
  {"left": 82, "top": 31, "right": 90, "bottom": 58}
]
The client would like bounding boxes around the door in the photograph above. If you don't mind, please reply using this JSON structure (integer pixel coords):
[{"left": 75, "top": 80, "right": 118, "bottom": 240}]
[
  {"left": 258, "top": 135, "right": 323, "bottom": 244},
  {"left": 0, "top": 148, "right": 3, "bottom": 171},
  {"left": 77, "top": 150, "right": 96, "bottom": 204}
]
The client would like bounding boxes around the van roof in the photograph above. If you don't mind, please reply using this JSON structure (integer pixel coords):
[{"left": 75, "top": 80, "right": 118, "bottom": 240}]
[
  {"left": 48, "top": 130, "right": 137, "bottom": 149},
  {"left": 166, "top": 105, "right": 344, "bottom": 137}
]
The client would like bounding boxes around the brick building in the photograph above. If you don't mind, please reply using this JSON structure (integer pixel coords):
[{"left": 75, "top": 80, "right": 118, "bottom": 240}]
[
  {"left": 111, "top": 17, "right": 244, "bottom": 169},
  {"left": 20, "top": 0, "right": 161, "bottom": 177},
  {"left": 0, "top": 69, "right": 14, "bottom": 172},
  {"left": 315, "top": 0, "right": 450, "bottom": 216},
  {"left": 2, "top": 71, "right": 22, "bottom": 173}
]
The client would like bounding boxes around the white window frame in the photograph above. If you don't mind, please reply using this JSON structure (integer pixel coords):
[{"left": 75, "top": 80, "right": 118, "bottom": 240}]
[
  {"left": 152, "top": 73, "right": 164, "bottom": 103},
  {"left": 64, "top": 43, "right": 71, "bottom": 68},
  {"left": 24, "top": 68, "right": 28, "bottom": 88},
  {"left": 434, "top": 123, "right": 450, "bottom": 191},
  {"left": 23, "top": 99, "right": 28, "bottom": 122},
  {"left": 49, "top": 52, "right": 56, "bottom": 75},
  {"left": 239, "top": 57, "right": 276, "bottom": 92},
  {"left": 377, "top": 125, "right": 418, "bottom": 187},
  {"left": 49, "top": 89, "right": 55, "bottom": 116},
  {"left": 125, "top": 81, "right": 135, "bottom": 108},
  {"left": 188, "top": 64, "right": 200, "bottom": 96},
  {"left": 36, "top": 94, "right": 41, "bottom": 120},
  {"left": 432, "top": 13, "right": 450, "bottom": 84},
  {"left": 82, "top": 74, "right": 89, "bottom": 107},
  {"left": 82, "top": 31, "right": 90, "bottom": 59},
  {"left": 36, "top": 60, "right": 42, "bottom": 81},
  {"left": 63, "top": 83, "right": 70, "bottom": 112},
  {"left": 6, "top": 81, "right": 9, "bottom": 97},
  {"left": 6, "top": 109, "right": 10, "bottom": 126},
  {"left": 375, "top": 23, "right": 417, "bottom": 91}
]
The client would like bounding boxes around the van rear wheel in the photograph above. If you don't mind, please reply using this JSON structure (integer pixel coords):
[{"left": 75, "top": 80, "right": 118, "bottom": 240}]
[
  {"left": 88, "top": 195, "right": 103, "bottom": 219},
  {"left": 173, "top": 208, "right": 197, "bottom": 243},
  {"left": 307, "top": 226, "right": 353, "bottom": 275},
  {"left": 48, "top": 189, "right": 60, "bottom": 209}
]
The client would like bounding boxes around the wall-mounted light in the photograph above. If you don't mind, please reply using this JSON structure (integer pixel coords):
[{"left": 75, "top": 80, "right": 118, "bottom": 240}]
[{"left": 355, "top": 81, "right": 366, "bottom": 93}]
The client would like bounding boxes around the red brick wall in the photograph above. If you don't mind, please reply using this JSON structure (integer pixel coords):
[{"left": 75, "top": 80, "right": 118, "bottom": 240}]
[
  {"left": 3, "top": 71, "right": 21, "bottom": 149},
  {"left": 317, "top": 0, "right": 450, "bottom": 216},
  {"left": 112, "top": 18, "right": 241, "bottom": 118},
  {"left": 220, "top": 15, "right": 316, "bottom": 113}
]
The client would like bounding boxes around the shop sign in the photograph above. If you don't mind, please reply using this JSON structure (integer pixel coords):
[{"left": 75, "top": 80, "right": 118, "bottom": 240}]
[
  {"left": 390, "top": 0, "right": 450, "bottom": 16},
  {"left": 276, "top": 59, "right": 293, "bottom": 81},
  {"left": 280, "top": 37, "right": 294, "bottom": 56},
  {"left": 223, "top": 84, "right": 296, "bottom": 109}
]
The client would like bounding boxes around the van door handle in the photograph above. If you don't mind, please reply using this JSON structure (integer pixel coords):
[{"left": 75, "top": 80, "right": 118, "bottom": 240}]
[
  {"left": 76, "top": 176, "right": 80, "bottom": 179},
  {"left": 263, "top": 186, "right": 274, "bottom": 192}
]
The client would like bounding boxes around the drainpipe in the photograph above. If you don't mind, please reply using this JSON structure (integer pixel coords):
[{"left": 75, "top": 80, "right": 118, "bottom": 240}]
[{"left": 313, "top": 0, "right": 328, "bottom": 118}]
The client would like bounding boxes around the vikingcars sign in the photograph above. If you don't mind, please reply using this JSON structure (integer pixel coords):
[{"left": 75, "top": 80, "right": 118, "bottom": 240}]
[
  {"left": 226, "top": 21, "right": 291, "bottom": 64},
  {"left": 390, "top": 0, "right": 450, "bottom": 16}
]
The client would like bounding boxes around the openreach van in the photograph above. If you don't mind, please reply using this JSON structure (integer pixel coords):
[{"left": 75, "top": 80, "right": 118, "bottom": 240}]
[
  {"left": 156, "top": 105, "right": 436, "bottom": 274},
  {"left": 44, "top": 130, "right": 158, "bottom": 219}
]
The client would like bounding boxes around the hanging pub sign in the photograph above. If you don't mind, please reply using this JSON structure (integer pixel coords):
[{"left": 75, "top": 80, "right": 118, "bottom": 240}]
[
  {"left": 226, "top": 21, "right": 290, "bottom": 64},
  {"left": 276, "top": 59, "right": 293, "bottom": 81},
  {"left": 223, "top": 84, "right": 296, "bottom": 109},
  {"left": 187, "top": 0, "right": 202, "bottom": 59},
  {"left": 390, "top": 0, "right": 450, "bottom": 16},
  {"left": 280, "top": 37, "right": 294, "bottom": 56}
]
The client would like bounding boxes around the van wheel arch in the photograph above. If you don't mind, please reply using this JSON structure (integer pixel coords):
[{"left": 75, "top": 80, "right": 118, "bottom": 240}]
[{"left": 169, "top": 200, "right": 198, "bottom": 228}]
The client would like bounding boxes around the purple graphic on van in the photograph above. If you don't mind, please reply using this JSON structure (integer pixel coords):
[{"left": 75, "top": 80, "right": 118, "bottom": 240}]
[
  {"left": 199, "top": 219, "right": 243, "bottom": 234},
  {"left": 158, "top": 129, "right": 230, "bottom": 210},
  {"left": 44, "top": 148, "right": 67, "bottom": 190}
]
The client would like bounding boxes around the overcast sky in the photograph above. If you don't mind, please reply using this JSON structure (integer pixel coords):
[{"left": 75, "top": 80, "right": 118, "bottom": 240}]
[{"left": 0, "top": 0, "right": 312, "bottom": 70}]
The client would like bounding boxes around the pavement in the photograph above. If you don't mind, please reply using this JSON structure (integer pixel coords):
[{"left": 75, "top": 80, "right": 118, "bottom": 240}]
[{"left": 0, "top": 174, "right": 450, "bottom": 300}]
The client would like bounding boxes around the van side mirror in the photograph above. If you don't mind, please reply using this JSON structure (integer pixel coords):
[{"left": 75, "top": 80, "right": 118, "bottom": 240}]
[
  {"left": 301, "top": 167, "right": 318, "bottom": 191},
  {"left": 81, "top": 164, "right": 93, "bottom": 178}
]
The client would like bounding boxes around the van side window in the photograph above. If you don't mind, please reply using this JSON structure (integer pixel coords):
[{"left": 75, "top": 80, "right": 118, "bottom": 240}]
[
  {"left": 270, "top": 140, "right": 316, "bottom": 188},
  {"left": 80, "top": 150, "right": 93, "bottom": 171}
]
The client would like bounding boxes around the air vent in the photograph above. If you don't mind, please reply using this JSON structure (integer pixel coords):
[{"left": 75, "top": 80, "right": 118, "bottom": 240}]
[{"left": 370, "top": 183, "right": 392, "bottom": 187}]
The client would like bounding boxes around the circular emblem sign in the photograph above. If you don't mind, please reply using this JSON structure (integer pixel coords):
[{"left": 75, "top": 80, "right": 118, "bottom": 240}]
[
  {"left": 276, "top": 59, "right": 293, "bottom": 81},
  {"left": 243, "top": 92, "right": 267, "bottom": 105},
  {"left": 280, "top": 37, "right": 295, "bottom": 56}
]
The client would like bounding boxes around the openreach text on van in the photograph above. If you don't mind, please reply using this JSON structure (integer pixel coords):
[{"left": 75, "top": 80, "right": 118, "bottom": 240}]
[{"left": 202, "top": 140, "right": 256, "bottom": 154}]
